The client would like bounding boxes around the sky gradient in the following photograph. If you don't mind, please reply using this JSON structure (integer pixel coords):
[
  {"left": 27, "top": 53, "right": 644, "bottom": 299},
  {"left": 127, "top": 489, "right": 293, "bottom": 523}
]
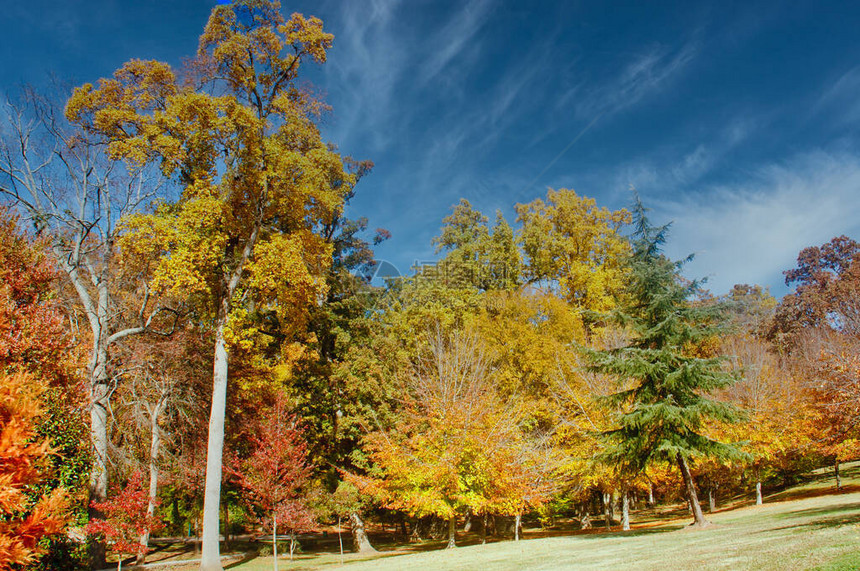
[{"left": 3, "top": 1, "right": 860, "bottom": 296}]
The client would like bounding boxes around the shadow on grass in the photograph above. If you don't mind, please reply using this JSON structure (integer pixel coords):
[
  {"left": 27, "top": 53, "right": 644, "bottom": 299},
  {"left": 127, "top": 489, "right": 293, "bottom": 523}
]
[
  {"left": 769, "top": 484, "right": 860, "bottom": 504},
  {"left": 224, "top": 550, "right": 259, "bottom": 569},
  {"left": 770, "top": 501, "right": 860, "bottom": 521}
]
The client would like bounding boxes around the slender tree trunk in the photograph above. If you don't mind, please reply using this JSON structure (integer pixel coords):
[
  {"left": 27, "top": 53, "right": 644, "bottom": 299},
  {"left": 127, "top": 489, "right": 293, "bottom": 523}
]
[
  {"left": 708, "top": 486, "right": 716, "bottom": 512},
  {"left": 676, "top": 454, "right": 708, "bottom": 527},
  {"left": 481, "top": 513, "right": 488, "bottom": 544},
  {"left": 835, "top": 461, "right": 842, "bottom": 490},
  {"left": 463, "top": 511, "right": 472, "bottom": 532},
  {"left": 399, "top": 513, "right": 408, "bottom": 539},
  {"left": 648, "top": 483, "right": 655, "bottom": 507},
  {"left": 338, "top": 516, "right": 344, "bottom": 565},
  {"left": 514, "top": 513, "right": 522, "bottom": 541},
  {"left": 272, "top": 514, "right": 278, "bottom": 571},
  {"left": 137, "top": 401, "right": 164, "bottom": 565},
  {"left": 349, "top": 512, "right": 376, "bottom": 553},
  {"left": 755, "top": 481, "right": 763, "bottom": 506},
  {"left": 201, "top": 316, "right": 230, "bottom": 571},
  {"left": 609, "top": 490, "right": 616, "bottom": 523},
  {"left": 289, "top": 531, "right": 296, "bottom": 561},
  {"left": 622, "top": 491, "right": 630, "bottom": 531},
  {"left": 602, "top": 492, "right": 612, "bottom": 530},
  {"left": 223, "top": 500, "right": 230, "bottom": 552},
  {"left": 446, "top": 517, "right": 456, "bottom": 549}
]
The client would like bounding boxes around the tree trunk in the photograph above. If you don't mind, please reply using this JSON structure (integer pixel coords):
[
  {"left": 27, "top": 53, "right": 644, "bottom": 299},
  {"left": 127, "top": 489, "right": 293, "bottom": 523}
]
[
  {"left": 137, "top": 401, "right": 164, "bottom": 565},
  {"left": 648, "top": 483, "right": 655, "bottom": 507},
  {"left": 835, "top": 461, "right": 842, "bottom": 490},
  {"left": 609, "top": 490, "right": 616, "bottom": 523},
  {"left": 579, "top": 502, "right": 591, "bottom": 530},
  {"left": 708, "top": 486, "right": 716, "bottom": 512},
  {"left": 88, "top": 344, "right": 110, "bottom": 570},
  {"left": 337, "top": 516, "right": 344, "bottom": 565},
  {"left": 622, "top": 491, "right": 630, "bottom": 531},
  {"left": 272, "top": 514, "right": 278, "bottom": 571},
  {"left": 602, "top": 492, "right": 612, "bottom": 530},
  {"left": 463, "top": 511, "right": 472, "bottom": 532},
  {"left": 676, "top": 454, "right": 708, "bottom": 527},
  {"left": 481, "top": 513, "right": 488, "bottom": 544},
  {"left": 349, "top": 512, "right": 376, "bottom": 553},
  {"left": 755, "top": 481, "right": 763, "bottom": 506},
  {"left": 289, "top": 531, "right": 296, "bottom": 561},
  {"left": 446, "top": 517, "right": 456, "bottom": 549},
  {"left": 399, "top": 513, "right": 408, "bottom": 539},
  {"left": 201, "top": 318, "right": 230, "bottom": 571},
  {"left": 514, "top": 513, "right": 522, "bottom": 541}
]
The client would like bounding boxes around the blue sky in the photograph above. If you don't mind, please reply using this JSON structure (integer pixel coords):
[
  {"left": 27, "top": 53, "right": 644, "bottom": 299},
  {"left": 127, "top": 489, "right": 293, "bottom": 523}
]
[{"left": 4, "top": 1, "right": 860, "bottom": 296}]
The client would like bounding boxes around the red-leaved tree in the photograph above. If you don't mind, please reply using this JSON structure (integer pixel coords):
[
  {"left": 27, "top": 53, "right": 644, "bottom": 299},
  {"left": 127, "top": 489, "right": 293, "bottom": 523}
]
[
  {"left": 86, "top": 471, "right": 163, "bottom": 571},
  {"left": 229, "top": 394, "right": 314, "bottom": 567}
]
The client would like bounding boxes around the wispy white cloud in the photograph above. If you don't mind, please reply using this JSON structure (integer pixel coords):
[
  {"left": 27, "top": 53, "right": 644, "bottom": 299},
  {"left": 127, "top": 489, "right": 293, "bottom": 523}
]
[
  {"left": 654, "top": 150, "right": 860, "bottom": 294},
  {"left": 614, "top": 115, "right": 754, "bottom": 188},
  {"left": 572, "top": 41, "right": 698, "bottom": 120},
  {"left": 419, "top": 0, "right": 494, "bottom": 86},
  {"left": 816, "top": 66, "right": 860, "bottom": 125},
  {"left": 322, "top": 0, "right": 407, "bottom": 151}
]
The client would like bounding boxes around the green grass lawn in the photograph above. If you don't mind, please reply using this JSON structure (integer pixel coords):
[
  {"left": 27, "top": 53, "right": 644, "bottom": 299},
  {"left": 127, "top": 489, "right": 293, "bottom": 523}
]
[{"left": 158, "top": 463, "right": 860, "bottom": 571}]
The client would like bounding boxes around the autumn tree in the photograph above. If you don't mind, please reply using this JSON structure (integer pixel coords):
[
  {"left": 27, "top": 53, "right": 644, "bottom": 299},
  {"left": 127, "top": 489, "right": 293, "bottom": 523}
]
[
  {"left": 359, "top": 329, "right": 552, "bottom": 548},
  {"left": 0, "top": 87, "right": 176, "bottom": 569},
  {"left": 112, "top": 329, "right": 211, "bottom": 564},
  {"left": 772, "top": 237, "right": 860, "bottom": 482},
  {"left": 516, "top": 188, "right": 630, "bottom": 319},
  {"left": 0, "top": 372, "right": 69, "bottom": 571},
  {"left": 771, "top": 236, "right": 860, "bottom": 348},
  {"left": 0, "top": 207, "right": 84, "bottom": 568},
  {"left": 228, "top": 394, "right": 314, "bottom": 567},
  {"left": 433, "top": 199, "right": 521, "bottom": 291},
  {"left": 584, "top": 198, "right": 743, "bottom": 527},
  {"left": 65, "top": 2, "right": 357, "bottom": 568},
  {"left": 85, "top": 471, "right": 163, "bottom": 571}
]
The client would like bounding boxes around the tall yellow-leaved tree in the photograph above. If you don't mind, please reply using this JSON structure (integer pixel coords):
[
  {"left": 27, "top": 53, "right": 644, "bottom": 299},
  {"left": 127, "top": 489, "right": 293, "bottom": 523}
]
[{"left": 66, "top": 2, "right": 354, "bottom": 568}]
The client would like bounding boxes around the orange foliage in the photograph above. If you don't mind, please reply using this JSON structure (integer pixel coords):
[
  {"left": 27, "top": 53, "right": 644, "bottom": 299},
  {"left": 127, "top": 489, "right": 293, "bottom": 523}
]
[{"left": 0, "top": 372, "right": 69, "bottom": 570}]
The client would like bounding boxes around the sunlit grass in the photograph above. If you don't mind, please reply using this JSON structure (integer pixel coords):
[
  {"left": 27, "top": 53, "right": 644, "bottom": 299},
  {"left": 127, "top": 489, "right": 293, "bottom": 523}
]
[{"left": 158, "top": 462, "right": 860, "bottom": 571}]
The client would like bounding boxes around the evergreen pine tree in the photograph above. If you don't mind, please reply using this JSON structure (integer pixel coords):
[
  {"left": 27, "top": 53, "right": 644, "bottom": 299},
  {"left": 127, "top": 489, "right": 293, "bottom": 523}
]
[{"left": 585, "top": 196, "right": 743, "bottom": 527}]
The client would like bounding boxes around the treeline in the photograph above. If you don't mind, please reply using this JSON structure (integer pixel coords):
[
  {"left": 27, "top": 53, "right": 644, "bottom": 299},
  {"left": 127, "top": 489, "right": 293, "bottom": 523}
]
[{"left": 1, "top": 2, "right": 858, "bottom": 570}]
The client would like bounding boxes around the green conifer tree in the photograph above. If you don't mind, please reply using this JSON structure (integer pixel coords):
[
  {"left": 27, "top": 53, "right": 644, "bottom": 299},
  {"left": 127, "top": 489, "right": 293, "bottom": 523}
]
[{"left": 585, "top": 196, "right": 743, "bottom": 527}]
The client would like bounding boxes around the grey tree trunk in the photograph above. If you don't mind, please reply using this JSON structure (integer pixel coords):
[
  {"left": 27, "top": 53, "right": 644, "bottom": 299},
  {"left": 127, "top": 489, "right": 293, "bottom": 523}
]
[
  {"left": 200, "top": 319, "right": 230, "bottom": 571},
  {"left": 708, "top": 487, "right": 716, "bottom": 512},
  {"left": 463, "top": 512, "right": 472, "bottom": 532},
  {"left": 622, "top": 491, "right": 630, "bottom": 531},
  {"left": 579, "top": 503, "right": 591, "bottom": 530},
  {"left": 136, "top": 401, "right": 164, "bottom": 565},
  {"left": 349, "top": 512, "right": 376, "bottom": 553},
  {"left": 514, "top": 513, "right": 522, "bottom": 541},
  {"left": 602, "top": 492, "right": 612, "bottom": 530},
  {"left": 88, "top": 361, "right": 110, "bottom": 570},
  {"left": 289, "top": 531, "right": 296, "bottom": 561},
  {"left": 337, "top": 516, "right": 344, "bottom": 565},
  {"left": 273, "top": 514, "right": 278, "bottom": 571},
  {"left": 648, "top": 483, "right": 655, "bottom": 507},
  {"left": 835, "top": 461, "right": 842, "bottom": 490},
  {"left": 755, "top": 481, "right": 763, "bottom": 506},
  {"left": 677, "top": 454, "right": 708, "bottom": 527},
  {"left": 446, "top": 517, "right": 456, "bottom": 549}
]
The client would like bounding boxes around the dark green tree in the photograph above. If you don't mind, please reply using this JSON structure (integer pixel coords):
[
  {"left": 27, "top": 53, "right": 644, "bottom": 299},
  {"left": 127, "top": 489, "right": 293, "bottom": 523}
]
[{"left": 585, "top": 197, "right": 742, "bottom": 527}]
